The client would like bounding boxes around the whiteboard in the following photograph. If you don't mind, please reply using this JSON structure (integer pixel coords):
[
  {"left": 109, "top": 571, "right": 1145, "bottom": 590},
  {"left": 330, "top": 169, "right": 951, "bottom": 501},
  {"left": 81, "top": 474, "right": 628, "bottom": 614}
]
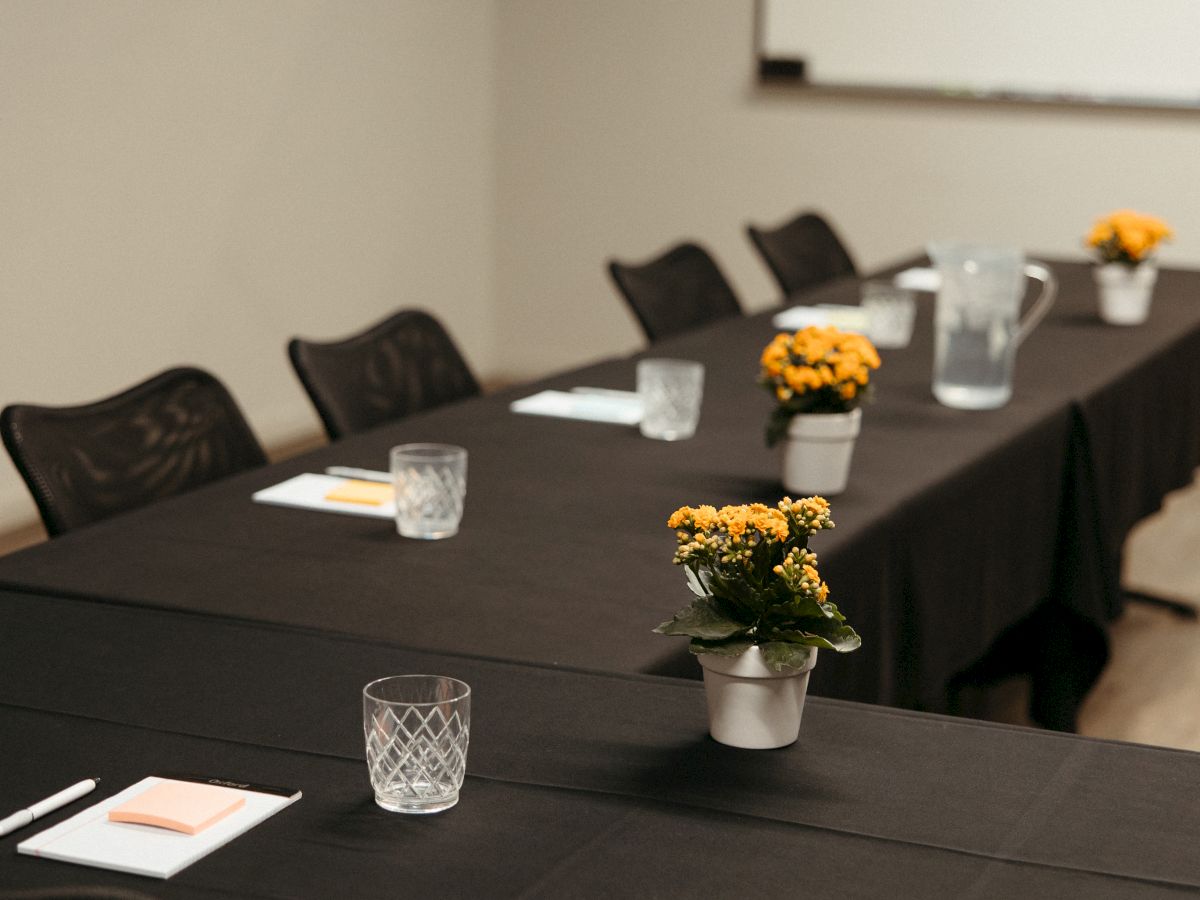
[{"left": 758, "top": 0, "right": 1200, "bottom": 108}]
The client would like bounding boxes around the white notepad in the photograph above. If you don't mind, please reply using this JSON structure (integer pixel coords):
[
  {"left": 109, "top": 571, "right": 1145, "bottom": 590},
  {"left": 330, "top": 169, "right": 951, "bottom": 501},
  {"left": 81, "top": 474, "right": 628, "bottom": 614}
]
[
  {"left": 771, "top": 304, "right": 870, "bottom": 332},
  {"left": 252, "top": 473, "right": 395, "bottom": 519},
  {"left": 509, "top": 389, "right": 644, "bottom": 425},
  {"left": 18, "top": 775, "right": 302, "bottom": 879},
  {"left": 893, "top": 267, "right": 941, "bottom": 292}
]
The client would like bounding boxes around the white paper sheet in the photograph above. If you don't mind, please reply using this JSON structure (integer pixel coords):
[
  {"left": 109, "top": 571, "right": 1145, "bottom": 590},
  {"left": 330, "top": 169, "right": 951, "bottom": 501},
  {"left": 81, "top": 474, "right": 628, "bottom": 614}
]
[
  {"left": 893, "top": 267, "right": 941, "bottom": 292},
  {"left": 771, "top": 304, "right": 871, "bottom": 332},
  {"left": 252, "top": 473, "right": 395, "bottom": 519},
  {"left": 509, "top": 389, "right": 643, "bottom": 425}
]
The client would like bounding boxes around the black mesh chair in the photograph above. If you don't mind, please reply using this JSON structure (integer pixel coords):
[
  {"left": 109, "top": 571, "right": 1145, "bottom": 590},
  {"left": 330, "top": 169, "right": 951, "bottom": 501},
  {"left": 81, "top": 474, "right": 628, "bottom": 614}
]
[
  {"left": 607, "top": 242, "right": 743, "bottom": 343},
  {"left": 0, "top": 367, "right": 266, "bottom": 538},
  {"left": 746, "top": 211, "right": 857, "bottom": 297},
  {"left": 287, "top": 308, "right": 480, "bottom": 441}
]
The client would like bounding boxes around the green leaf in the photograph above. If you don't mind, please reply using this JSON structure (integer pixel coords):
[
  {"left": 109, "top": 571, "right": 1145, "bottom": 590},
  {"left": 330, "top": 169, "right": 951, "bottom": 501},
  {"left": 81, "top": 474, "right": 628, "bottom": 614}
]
[
  {"left": 684, "top": 565, "right": 709, "bottom": 598},
  {"left": 653, "top": 596, "right": 744, "bottom": 640},
  {"left": 774, "top": 625, "right": 861, "bottom": 653},
  {"left": 759, "top": 641, "right": 817, "bottom": 672},
  {"left": 821, "top": 600, "right": 848, "bottom": 623},
  {"left": 689, "top": 637, "right": 754, "bottom": 657},
  {"left": 777, "top": 593, "right": 830, "bottom": 621},
  {"left": 706, "top": 571, "right": 763, "bottom": 620},
  {"left": 818, "top": 626, "right": 862, "bottom": 652},
  {"left": 805, "top": 615, "right": 858, "bottom": 644}
]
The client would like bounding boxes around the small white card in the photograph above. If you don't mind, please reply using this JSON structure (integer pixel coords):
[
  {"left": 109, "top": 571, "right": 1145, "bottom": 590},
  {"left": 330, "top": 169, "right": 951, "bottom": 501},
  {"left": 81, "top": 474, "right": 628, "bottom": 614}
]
[{"left": 510, "top": 389, "right": 643, "bottom": 425}]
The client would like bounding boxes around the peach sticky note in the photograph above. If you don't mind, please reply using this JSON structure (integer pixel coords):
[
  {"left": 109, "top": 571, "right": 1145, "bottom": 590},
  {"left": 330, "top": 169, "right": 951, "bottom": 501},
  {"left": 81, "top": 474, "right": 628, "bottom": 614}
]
[
  {"left": 324, "top": 479, "right": 395, "bottom": 506},
  {"left": 108, "top": 780, "right": 246, "bottom": 835}
]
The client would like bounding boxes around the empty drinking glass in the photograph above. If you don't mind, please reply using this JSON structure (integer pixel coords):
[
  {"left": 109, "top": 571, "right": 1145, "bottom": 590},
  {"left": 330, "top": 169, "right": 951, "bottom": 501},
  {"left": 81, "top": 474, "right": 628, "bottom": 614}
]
[
  {"left": 363, "top": 675, "right": 471, "bottom": 814},
  {"left": 390, "top": 444, "right": 467, "bottom": 539},
  {"left": 637, "top": 359, "right": 705, "bottom": 441},
  {"left": 860, "top": 281, "right": 917, "bottom": 349}
]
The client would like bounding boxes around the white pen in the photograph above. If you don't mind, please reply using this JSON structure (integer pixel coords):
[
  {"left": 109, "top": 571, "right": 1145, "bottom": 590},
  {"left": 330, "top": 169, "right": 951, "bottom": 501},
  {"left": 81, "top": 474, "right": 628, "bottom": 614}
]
[
  {"left": 570, "top": 387, "right": 642, "bottom": 401},
  {"left": 324, "top": 466, "right": 392, "bottom": 483},
  {"left": 0, "top": 778, "right": 99, "bottom": 838}
]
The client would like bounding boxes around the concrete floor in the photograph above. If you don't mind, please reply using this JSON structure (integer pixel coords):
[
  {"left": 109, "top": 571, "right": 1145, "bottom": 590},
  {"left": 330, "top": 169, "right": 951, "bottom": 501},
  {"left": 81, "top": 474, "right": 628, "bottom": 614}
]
[{"left": 1076, "top": 472, "right": 1200, "bottom": 750}]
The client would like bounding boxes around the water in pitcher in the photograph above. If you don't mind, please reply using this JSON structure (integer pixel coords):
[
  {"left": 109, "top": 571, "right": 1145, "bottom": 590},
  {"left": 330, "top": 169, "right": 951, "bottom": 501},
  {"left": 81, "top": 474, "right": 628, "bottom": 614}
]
[
  {"left": 932, "top": 306, "right": 1018, "bottom": 409},
  {"left": 928, "top": 242, "right": 1056, "bottom": 411}
]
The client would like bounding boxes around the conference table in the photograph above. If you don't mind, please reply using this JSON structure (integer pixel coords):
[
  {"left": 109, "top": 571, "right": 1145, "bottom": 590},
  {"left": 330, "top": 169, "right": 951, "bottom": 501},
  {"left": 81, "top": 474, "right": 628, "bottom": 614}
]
[
  {"left": 0, "top": 258, "right": 1198, "bottom": 734},
  {"left": 3, "top": 588, "right": 1200, "bottom": 897}
]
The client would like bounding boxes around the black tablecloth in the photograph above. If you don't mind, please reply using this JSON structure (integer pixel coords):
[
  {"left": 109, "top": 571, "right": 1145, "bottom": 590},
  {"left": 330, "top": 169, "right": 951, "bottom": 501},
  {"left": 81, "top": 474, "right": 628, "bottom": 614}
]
[
  {"left": 2, "top": 590, "right": 1200, "bottom": 897},
  {"left": 1, "top": 259, "right": 1198, "bottom": 730}
]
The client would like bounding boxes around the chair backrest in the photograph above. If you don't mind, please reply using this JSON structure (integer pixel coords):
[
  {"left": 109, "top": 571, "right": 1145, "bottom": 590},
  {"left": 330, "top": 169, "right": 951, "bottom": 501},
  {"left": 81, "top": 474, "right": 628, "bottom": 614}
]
[
  {"left": 287, "top": 308, "right": 480, "bottom": 441},
  {"left": 1, "top": 367, "right": 267, "bottom": 538},
  {"left": 607, "top": 242, "right": 743, "bottom": 342},
  {"left": 746, "top": 211, "right": 857, "bottom": 297}
]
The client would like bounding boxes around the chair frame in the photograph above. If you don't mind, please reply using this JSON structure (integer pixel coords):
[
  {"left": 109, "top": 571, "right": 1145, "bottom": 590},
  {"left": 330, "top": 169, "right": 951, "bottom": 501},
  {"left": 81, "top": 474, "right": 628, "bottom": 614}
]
[
  {"left": 1, "top": 366, "right": 265, "bottom": 537},
  {"left": 607, "top": 241, "right": 742, "bottom": 343},
  {"left": 746, "top": 211, "right": 857, "bottom": 297},
  {"left": 287, "top": 308, "right": 480, "bottom": 441}
]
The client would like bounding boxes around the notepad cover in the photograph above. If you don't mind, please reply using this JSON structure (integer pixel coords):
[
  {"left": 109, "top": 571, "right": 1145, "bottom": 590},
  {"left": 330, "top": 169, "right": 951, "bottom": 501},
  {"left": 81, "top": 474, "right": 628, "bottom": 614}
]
[{"left": 108, "top": 780, "right": 245, "bottom": 835}]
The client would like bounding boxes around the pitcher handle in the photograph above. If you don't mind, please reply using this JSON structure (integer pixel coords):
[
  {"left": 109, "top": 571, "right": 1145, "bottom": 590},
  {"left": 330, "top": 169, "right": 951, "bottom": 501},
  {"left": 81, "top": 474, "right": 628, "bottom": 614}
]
[{"left": 1016, "top": 262, "right": 1056, "bottom": 347}]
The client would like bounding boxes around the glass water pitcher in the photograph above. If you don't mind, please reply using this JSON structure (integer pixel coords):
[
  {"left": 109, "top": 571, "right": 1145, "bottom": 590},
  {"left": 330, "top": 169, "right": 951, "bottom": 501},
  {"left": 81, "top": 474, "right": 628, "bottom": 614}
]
[{"left": 928, "top": 242, "right": 1056, "bottom": 410}]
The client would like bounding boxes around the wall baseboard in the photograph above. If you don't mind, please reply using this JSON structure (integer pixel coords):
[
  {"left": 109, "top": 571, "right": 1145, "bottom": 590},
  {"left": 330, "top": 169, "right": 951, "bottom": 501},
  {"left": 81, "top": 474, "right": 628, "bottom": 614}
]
[{"left": 0, "top": 520, "right": 47, "bottom": 557}]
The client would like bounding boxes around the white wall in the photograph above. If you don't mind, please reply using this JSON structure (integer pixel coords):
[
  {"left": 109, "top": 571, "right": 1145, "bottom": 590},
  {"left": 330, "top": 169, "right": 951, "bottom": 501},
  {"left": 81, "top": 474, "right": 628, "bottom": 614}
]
[
  {"left": 0, "top": 0, "right": 497, "bottom": 531},
  {"left": 4, "top": 0, "right": 1197, "bottom": 537},
  {"left": 492, "top": 0, "right": 1200, "bottom": 378}
]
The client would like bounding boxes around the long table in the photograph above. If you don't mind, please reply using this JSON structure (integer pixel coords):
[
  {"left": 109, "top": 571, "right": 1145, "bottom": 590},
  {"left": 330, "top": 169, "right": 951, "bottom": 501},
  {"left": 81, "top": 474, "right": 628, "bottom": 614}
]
[
  {"left": 1, "top": 259, "right": 1198, "bottom": 730},
  {"left": 3, "top": 589, "right": 1200, "bottom": 897}
]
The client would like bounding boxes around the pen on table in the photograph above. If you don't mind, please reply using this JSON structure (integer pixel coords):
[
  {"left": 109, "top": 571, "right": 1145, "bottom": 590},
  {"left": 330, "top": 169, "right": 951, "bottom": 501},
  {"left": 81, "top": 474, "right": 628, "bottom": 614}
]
[
  {"left": 0, "top": 778, "right": 99, "bottom": 838},
  {"left": 570, "top": 387, "right": 642, "bottom": 401},
  {"left": 324, "top": 466, "right": 392, "bottom": 483}
]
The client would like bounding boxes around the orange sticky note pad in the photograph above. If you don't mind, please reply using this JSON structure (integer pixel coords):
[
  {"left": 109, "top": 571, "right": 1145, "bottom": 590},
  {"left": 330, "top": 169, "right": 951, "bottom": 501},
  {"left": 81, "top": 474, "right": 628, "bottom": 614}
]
[
  {"left": 324, "top": 479, "right": 394, "bottom": 506},
  {"left": 108, "top": 780, "right": 246, "bottom": 835}
]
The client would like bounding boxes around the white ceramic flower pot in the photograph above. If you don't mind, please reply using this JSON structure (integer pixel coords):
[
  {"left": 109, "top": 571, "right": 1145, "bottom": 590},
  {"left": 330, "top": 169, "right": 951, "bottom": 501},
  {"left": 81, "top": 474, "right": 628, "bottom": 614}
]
[
  {"left": 696, "top": 645, "right": 817, "bottom": 749},
  {"left": 781, "top": 408, "right": 861, "bottom": 497},
  {"left": 1095, "top": 262, "right": 1157, "bottom": 326}
]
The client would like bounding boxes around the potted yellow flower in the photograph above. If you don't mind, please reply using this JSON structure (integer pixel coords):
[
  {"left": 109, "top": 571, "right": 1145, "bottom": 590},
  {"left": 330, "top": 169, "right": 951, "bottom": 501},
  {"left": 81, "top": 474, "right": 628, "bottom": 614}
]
[
  {"left": 654, "top": 497, "right": 860, "bottom": 748},
  {"left": 760, "top": 325, "right": 880, "bottom": 495},
  {"left": 1086, "top": 209, "right": 1173, "bottom": 325}
]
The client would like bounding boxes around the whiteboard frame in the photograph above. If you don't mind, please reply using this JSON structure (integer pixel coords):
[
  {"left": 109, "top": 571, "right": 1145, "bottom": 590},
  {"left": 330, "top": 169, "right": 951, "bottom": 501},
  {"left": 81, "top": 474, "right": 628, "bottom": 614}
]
[{"left": 754, "top": 0, "right": 1200, "bottom": 112}]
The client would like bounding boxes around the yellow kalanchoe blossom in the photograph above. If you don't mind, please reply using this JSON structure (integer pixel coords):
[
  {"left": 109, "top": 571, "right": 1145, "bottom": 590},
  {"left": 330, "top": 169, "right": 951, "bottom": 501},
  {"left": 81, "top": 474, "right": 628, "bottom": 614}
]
[
  {"left": 657, "top": 495, "right": 859, "bottom": 668},
  {"left": 760, "top": 325, "right": 881, "bottom": 446},
  {"left": 667, "top": 497, "right": 833, "bottom": 569},
  {"left": 1086, "top": 209, "right": 1173, "bottom": 266}
]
